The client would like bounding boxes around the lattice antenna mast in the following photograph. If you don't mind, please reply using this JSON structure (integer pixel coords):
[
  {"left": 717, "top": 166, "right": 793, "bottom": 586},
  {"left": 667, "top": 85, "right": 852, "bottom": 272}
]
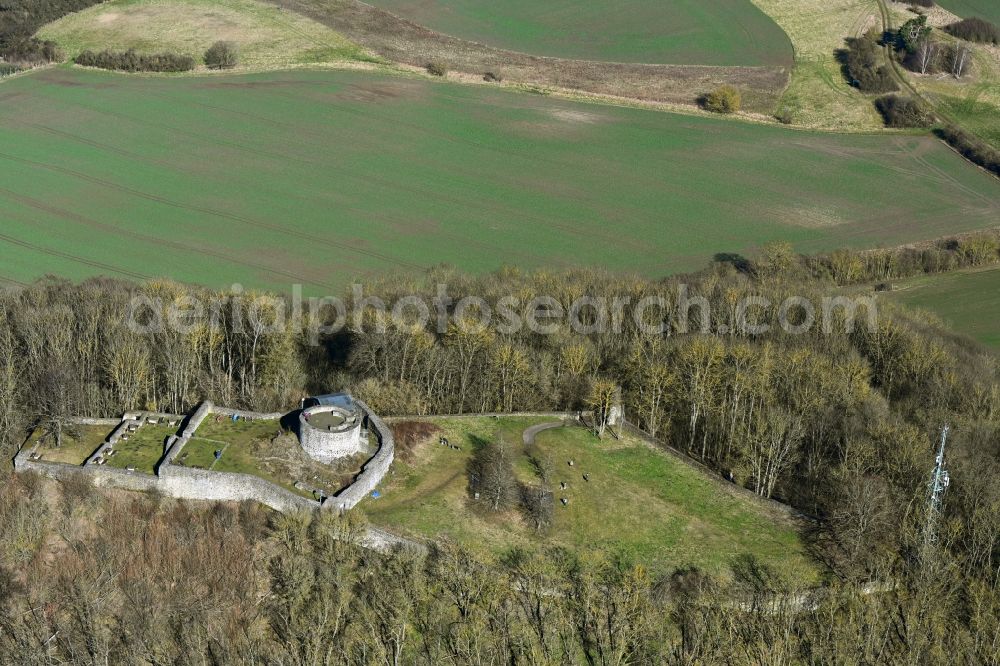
[{"left": 924, "top": 425, "right": 951, "bottom": 546}]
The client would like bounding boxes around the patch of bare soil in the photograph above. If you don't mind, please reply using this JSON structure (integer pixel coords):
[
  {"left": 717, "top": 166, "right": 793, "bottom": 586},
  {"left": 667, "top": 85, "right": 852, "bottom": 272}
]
[
  {"left": 392, "top": 420, "right": 441, "bottom": 462},
  {"left": 263, "top": 0, "right": 789, "bottom": 112},
  {"left": 776, "top": 205, "right": 848, "bottom": 228},
  {"left": 193, "top": 79, "right": 311, "bottom": 90}
]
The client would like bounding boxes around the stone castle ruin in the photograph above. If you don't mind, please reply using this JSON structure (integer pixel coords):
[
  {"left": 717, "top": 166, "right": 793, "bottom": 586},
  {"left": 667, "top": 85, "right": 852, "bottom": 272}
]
[{"left": 14, "top": 394, "right": 398, "bottom": 529}]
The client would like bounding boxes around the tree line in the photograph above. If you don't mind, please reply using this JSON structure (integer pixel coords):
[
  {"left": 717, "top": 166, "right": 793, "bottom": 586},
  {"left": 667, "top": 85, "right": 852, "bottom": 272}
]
[
  {"left": 74, "top": 49, "right": 195, "bottom": 73},
  {"left": 0, "top": 0, "right": 99, "bottom": 62}
]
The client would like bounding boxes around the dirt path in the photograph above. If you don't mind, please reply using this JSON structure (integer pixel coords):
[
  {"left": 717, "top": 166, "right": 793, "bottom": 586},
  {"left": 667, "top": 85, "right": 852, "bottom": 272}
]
[{"left": 522, "top": 420, "right": 566, "bottom": 446}]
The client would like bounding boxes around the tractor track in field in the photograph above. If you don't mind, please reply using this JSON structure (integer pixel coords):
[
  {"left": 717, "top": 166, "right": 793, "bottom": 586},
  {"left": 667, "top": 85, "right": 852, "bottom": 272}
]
[
  {"left": 17, "top": 86, "right": 590, "bottom": 267},
  {"left": 20, "top": 80, "right": 656, "bottom": 262},
  {"left": 0, "top": 275, "right": 30, "bottom": 288},
  {"left": 0, "top": 187, "right": 339, "bottom": 290},
  {"left": 23, "top": 122, "right": 180, "bottom": 170},
  {"left": 0, "top": 151, "right": 426, "bottom": 272},
  {"left": 136, "top": 84, "right": 676, "bottom": 254},
  {"left": 0, "top": 228, "right": 152, "bottom": 280}
]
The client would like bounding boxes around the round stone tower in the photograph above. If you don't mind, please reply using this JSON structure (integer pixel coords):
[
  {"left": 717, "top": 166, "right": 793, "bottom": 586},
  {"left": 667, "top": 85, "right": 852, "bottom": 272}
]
[{"left": 297, "top": 395, "right": 365, "bottom": 464}]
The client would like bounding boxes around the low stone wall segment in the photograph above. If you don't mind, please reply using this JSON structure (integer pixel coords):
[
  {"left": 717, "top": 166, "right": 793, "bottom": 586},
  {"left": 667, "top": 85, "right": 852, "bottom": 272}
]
[{"left": 159, "top": 464, "right": 317, "bottom": 513}]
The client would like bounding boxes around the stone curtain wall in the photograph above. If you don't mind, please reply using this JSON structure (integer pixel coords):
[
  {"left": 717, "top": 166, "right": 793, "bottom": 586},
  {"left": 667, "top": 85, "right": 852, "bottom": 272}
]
[
  {"left": 85, "top": 412, "right": 185, "bottom": 467},
  {"left": 15, "top": 402, "right": 320, "bottom": 513},
  {"left": 69, "top": 417, "right": 121, "bottom": 427},
  {"left": 159, "top": 465, "right": 316, "bottom": 513},
  {"left": 14, "top": 448, "right": 162, "bottom": 493},
  {"left": 181, "top": 402, "right": 214, "bottom": 438},
  {"left": 326, "top": 399, "right": 394, "bottom": 512}
]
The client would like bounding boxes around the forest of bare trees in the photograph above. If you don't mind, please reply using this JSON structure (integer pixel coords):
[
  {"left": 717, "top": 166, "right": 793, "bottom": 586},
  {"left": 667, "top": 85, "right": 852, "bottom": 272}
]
[{"left": 0, "top": 233, "right": 999, "bottom": 662}]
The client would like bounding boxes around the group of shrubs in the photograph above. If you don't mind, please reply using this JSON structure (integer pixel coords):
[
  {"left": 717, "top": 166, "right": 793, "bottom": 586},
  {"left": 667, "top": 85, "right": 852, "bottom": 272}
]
[
  {"left": 74, "top": 40, "right": 237, "bottom": 72},
  {"left": 893, "top": 15, "right": 973, "bottom": 77},
  {"left": 75, "top": 48, "right": 195, "bottom": 72},
  {"left": 945, "top": 17, "right": 1000, "bottom": 45},
  {"left": 842, "top": 15, "right": 986, "bottom": 96},
  {"left": 0, "top": 0, "right": 99, "bottom": 63},
  {"left": 203, "top": 40, "right": 238, "bottom": 69},
  {"left": 874, "top": 94, "right": 932, "bottom": 127},
  {"left": 425, "top": 62, "right": 446, "bottom": 77},
  {"left": 701, "top": 85, "right": 741, "bottom": 113},
  {"left": 842, "top": 31, "right": 898, "bottom": 93},
  {"left": 788, "top": 230, "right": 1000, "bottom": 286}
]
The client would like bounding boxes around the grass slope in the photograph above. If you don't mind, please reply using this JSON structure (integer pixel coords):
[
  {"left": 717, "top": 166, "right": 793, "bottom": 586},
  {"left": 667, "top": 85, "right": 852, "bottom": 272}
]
[
  {"left": 37, "top": 0, "right": 369, "bottom": 69},
  {"left": 362, "top": 0, "right": 792, "bottom": 67},
  {"left": 888, "top": 266, "right": 1000, "bottom": 351},
  {"left": 0, "top": 67, "right": 999, "bottom": 291},
  {"left": 367, "top": 417, "right": 819, "bottom": 582},
  {"left": 751, "top": 0, "right": 884, "bottom": 129}
]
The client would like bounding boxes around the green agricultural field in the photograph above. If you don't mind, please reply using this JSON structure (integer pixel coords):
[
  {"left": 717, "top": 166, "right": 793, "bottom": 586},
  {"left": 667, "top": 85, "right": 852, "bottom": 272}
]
[
  {"left": 367, "top": 417, "right": 820, "bottom": 583},
  {"left": 106, "top": 423, "right": 176, "bottom": 473},
  {"left": 27, "top": 424, "right": 111, "bottom": 465},
  {"left": 362, "top": 0, "right": 793, "bottom": 66},
  {"left": 38, "top": 0, "right": 370, "bottom": 69},
  {"left": 1, "top": 67, "right": 999, "bottom": 292},
  {"left": 936, "top": 0, "right": 1000, "bottom": 24},
  {"left": 887, "top": 266, "right": 1000, "bottom": 351}
]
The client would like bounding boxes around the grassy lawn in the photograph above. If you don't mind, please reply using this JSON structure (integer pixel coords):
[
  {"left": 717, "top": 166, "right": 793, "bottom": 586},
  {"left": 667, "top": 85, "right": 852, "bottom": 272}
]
[
  {"left": 189, "top": 416, "right": 285, "bottom": 452},
  {"left": 106, "top": 423, "right": 176, "bottom": 474},
  {"left": 367, "top": 417, "right": 820, "bottom": 584},
  {"left": 37, "top": 0, "right": 371, "bottom": 69},
  {"left": 174, "top": 416, "right": 366, "bottom": 499},
  {"left": 887, "top": 265, "right": 1000, "bottom": 351},
  {"left": 28, "top": 424, "right": 111, "bottom": 465},
  {"left": 1, "top": 67, "right": 998, "bottom": 292},
  {"left": 751, "top": 0, "right": 885, "bottom": 130},
  {"left": 362, "top": 0, "right": 792, "bottom": 66}
]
